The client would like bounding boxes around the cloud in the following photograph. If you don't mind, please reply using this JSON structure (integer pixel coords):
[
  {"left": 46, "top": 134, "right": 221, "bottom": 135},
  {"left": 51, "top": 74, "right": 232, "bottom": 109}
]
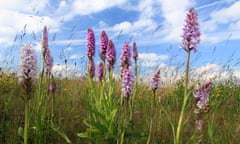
[
  {"left": 138, "top": 53, "right": 168, "bottom": 67},
  {"left": 54, "top": 39, "right": 85, "bottom": 46},
  {"left": 229, "top": 20, "right": 240, "bottom": 30},
  {"left": 193, "top": 63, "right": 222, "bottom": 75},
  {"left": 139, "top": 53, "right": 168, "bottom": 61},
  {"left": 69, "top": 54, "right": 79, "bottom": 60},
  {"left": 112, "top": 21, "right": 132, "bottom": 33},
  {"left": 55, "top": 0, "right": 127, "bottom": 21},
  {"left": 0, "top": 0, "right": 48, "bottom": 13},
  {"left": 64, "top": 47, "right": 72, "bottom": 53},
  {"left": 111, "top": 19, "right": 156, "bottom": 35},
  {"left": 72, "top": 0, "right": 126, "bottom": 15},
  {"left": 0, "top": 1, "right": 60, "bottom": 46},
  {"left": 191, "top": 63, "right": 240, "bottom": 83},
  {"left": 210, "top": 1, "right": 240, "bottom": 24},
  {"left": 200, "top": 1, "right": 240, "bottom": 43},
  {"left": 157, "top": 0, "right": 194, "bottom": 42},
  {"left": 109, "top": 0, "right": 158, "bottom": 42}
]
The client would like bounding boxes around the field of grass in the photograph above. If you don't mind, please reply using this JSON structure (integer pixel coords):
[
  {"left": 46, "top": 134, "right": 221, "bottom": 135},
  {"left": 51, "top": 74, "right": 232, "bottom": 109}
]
[{"left": 0, "top": 69, "right": 240, "bottom": 144}]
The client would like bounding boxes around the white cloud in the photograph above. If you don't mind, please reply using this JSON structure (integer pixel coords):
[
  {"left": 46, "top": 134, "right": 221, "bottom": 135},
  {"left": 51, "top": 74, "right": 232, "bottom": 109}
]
[
  {"left": 113, "top": 19, "right": 156, "bottom": 34},
  {"left": 200, "top": 1, "right": 240, "bottom": 43},
  {"left": 193, "top": 63, "right": 222, "bottom": 75},
  {"left": 138, "top": 0, "right": 155, "bottom": 19},
  {"left": 69, "top": 54, "right": 79, "bottom": 60},
  {"left": 99, "top": 20, "right": 108, "bottom": 28},
  {"left": 72, "top": 0, "right": 126, "bottom": 15},
  {"left": 200, "top": 20, "right": 217, "bottom": 32},
  {"left": 139, "top": 53, "right": 168, "bottom": 61},
  {"left": 157, "top": 0, "right": 194, "bottom": 42},
  {"left": 112, "top": 21, "right": 132, "bottom": 33},
  {"left": 54, "top": 39, "right": 85, "bottom": 46},
  {"left": 64, "top": 47, "right": 72, "bottom": 53},
  {"left": 138, "top": 53, "right": 168, "bottom": 67},
  {"left": 56, "top": 0, "right": 127, "bottom": 21},
  {"left": 0, "top": 0, "right": 48, "bottom": 13},
  {"left": 211, "top": 1, "right": 240, "bottom": 24},
  {"left": 108, "top": 0, "right": 157, "bottom": 41},
  {"left": 230, "top": 20, "right": 240, "bottom": 30},
  {"left": 190, "top": 63, "right": 240, "bottom": 83},
  {"left": 51, "top": 64, "right": 86, "bottom": 79},
  {"left": 32, "top": 42, "right": 42, "bottom": 52},
  {"left": 0, "top": 0, "right": 60, "bottom": 46}
]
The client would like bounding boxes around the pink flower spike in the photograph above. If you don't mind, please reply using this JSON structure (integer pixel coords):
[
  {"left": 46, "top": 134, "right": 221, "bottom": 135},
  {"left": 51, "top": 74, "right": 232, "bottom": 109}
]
[
  {"left": 106, "top": 40, "right": 116, "bottom": 71},
  {"left": 194, "top": 80, "right": 212, "bottom": 110},
  {"left": 99, "top": 30, "right": 109, "bottom": 61},
  {"left": 181, "top": 7, "right": 200, "bottom": 52},
  {"left": 132, "top": 42, "right": 138, "bottom": 61},
  {"left": 98, "top": 62, "right": 104, "bottom": 82},
  {"left": 120, "top": 42, "right": 131, "bottom": 69},
  {"left": 150, "top": 69, "right": 161, "bottom": 92},
  {"left": 41, "top": 26, "right": 53, "bottom": 75},
  {"left": 86, "top": 28, "right": 95, "bottom": 59},
  {"left": 121, "top": 68, "right": 134, "bottom": 98}
]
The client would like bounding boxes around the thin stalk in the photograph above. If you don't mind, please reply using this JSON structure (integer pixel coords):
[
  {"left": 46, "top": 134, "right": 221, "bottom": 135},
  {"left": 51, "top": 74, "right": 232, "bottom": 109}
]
[
  {"left": 161, "top": 105, "right": 176, "bottom": 144},
  {"left": 120, "top": 99, "right": 128, "bottom": 144},
  {"left": 147, "top": 119, "right": 153, "bottom": 144},
  {"left": 176, "top": 51, "right": 191, "bottom": 144},
  {"left": 51, "top": 92, "right": 55, "bottom": 123},
  {"left": 130, "top": 59, "right": 138, "bottom": 121},
  {"left": 37, "top": 68, "right": 44, "bottom": 112},
  {"left": 24, "top": 101, "right": 29, "bottom": 144}
]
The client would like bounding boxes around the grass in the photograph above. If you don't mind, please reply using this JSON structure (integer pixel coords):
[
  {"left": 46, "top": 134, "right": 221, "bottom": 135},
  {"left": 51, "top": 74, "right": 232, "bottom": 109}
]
[{"left": 0, "top": 71, "right": 239, "bottom": 144}]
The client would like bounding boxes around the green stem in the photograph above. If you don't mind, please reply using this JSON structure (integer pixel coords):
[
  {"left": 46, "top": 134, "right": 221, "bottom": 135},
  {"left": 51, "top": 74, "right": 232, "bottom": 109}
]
[
  {"left": 51, "top": 92, "right": 55, "bottom": 123},
  {"left": 130, "top": 60, "right": 138, "bottom": 121},
  {"left": 120, "top": 99, "right": 128, "bottom": 144},
  {"left": 161, "top": 105, "right": 176, "bottom": 144},
  {"left": 37, "top": 69, "right": 44, "bottom": 112},
  {"left": 24, "top": 101, "right": 29, "bottom": 144},
  {"left": 176, "top": 51, "right": 191, "bottom": 144},
  {"left": 147, "top": 119, "right": 153, "bottom": 144}
]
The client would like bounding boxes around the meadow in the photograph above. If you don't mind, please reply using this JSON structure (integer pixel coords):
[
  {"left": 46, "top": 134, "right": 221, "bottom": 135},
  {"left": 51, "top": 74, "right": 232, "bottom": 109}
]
[
  {"left": 0, "top": 7, "right": 240, "bottom": 144},
  {"left": 0, "top": 60, "right": 240, "bottom": 144}
]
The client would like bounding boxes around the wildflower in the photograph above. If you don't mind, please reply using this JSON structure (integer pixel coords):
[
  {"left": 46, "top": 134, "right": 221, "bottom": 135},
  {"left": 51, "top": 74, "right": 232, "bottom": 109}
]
[
  {"left": 150, "top": 69, "right": 161, "bottom": 92},
  {"left": 88, "top": 59, "right": 95, "bottom": 78},
  {"left": 194, "top": 81, "right": 212, "bottom": 110},
  {"left": 41, "top": 26, "right": 53, "bottom": 75},
  {"left": 98, "top": 62, "right": 104, "bottom": 82},
  {"left": 18, "top": 43, "right": 38, "bottom": 99},
  {"left": 132, "top": 42, "right": 138, "bottom": 61},
  {"left": 106, "top": 40, "right": 116, "bottom": 71},
  {"left": 49, "top": 82, "right": 57, "bottom": 93},
  {"left": 158, "top": 94, "right": 163, "bottom": 103},
  {"left": 121, "top": 68, "right": 134, "bottom": 98},
  {"left": 120, "top": 42, "right": 131, "bottom": 70},
  {"left": 86, "top": 28, "right": 95, "bottom": 59},
  {"left": 195, "top": 119, "right": 202, "bottom": 131},
  {"left": 42, "top": 26, "right": 48, "bottom": 50},
  {"left": 181, "top": 7, "right": 200, "bottom": 52},
  {"left": 99, "top": 30, "right": 109, "bottom": 61}
]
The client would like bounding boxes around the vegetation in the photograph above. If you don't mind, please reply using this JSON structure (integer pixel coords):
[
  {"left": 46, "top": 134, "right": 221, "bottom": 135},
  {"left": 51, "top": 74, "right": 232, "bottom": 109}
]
[{"left": 0, "top": 68, "right": 240, "bottom": 144}]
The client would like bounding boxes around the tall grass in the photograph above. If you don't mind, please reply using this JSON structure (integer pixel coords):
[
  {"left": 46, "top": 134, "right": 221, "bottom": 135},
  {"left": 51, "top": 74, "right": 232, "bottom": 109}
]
[{"left": 0, "top": 68, "right": 240, "bottom": 143}]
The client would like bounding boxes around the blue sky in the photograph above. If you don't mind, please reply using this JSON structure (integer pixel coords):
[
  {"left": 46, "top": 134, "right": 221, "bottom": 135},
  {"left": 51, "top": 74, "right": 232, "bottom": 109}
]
[{"left": 0, "top": 0, "right": 240, "bottom": 81}]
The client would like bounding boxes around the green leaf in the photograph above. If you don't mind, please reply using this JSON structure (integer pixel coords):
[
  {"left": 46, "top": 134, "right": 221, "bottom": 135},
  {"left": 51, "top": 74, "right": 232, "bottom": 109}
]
[
  {"left": 50, "top": 123, "right": 72, "bottom": 144},
  {"left": 76, "top": 132, "right": 89, "bottom": 138},
  {"left": 17, "top": 126, "right": 24, "bottom": 138}
]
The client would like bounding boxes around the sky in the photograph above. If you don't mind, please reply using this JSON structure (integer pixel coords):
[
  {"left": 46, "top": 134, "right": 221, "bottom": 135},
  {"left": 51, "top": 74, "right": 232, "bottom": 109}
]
[{"left": 0, "top": 0, "right": 240, "bottom": 82}]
